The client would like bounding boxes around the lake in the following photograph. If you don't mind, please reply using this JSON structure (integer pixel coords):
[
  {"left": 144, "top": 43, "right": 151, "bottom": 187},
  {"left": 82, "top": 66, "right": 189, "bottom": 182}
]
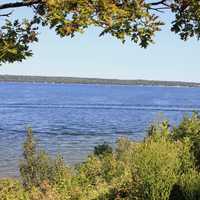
[{"left": 0, "top": 82, "right": 200, "bottom": 177}]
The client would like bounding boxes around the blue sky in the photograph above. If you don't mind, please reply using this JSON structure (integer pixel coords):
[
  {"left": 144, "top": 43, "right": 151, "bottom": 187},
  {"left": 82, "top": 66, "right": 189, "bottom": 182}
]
[{"left": 0, "top": 8, "right": 200, "bottom": 82}]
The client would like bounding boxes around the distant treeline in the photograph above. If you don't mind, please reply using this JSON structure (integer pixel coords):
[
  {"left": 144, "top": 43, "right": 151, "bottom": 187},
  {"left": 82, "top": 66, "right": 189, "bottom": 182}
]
[{"left": 0, "top": 75, "right": 199, "bottom": 87}]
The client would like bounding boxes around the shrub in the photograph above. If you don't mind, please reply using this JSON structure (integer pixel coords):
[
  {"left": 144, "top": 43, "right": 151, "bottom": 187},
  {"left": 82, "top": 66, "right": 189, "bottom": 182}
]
[
  {"left": 74, "top": 135, "right": 195, "bottom": 200},
  {"left": 172, "top": 113, "right": 200, "bottom": 169},
  {"left": 28, "top": 181, "right": 61, "bottom": 200},
  {"left": 147, "top": 120, "right": 171, "bottom": 139},
  {"left": 19, "top": 128, "right": 70, "bottom": 190},
  {"left": 0, "top": 179, "right": 28, "bottom": 200},
  {"left": 130, "top": 137, "right": 187, "bottom": 200},
  {"left": 177, "top": 169, "right": 200, "bottom": 200},
  {"left": 94, "top": 143, "right": 113, "bottom": 157},
  {"left": 2, "top": 115, "right": 200, "bottom": 200},
  {"left": 74, "top": 152, "right": 134, "bottom": 199}
]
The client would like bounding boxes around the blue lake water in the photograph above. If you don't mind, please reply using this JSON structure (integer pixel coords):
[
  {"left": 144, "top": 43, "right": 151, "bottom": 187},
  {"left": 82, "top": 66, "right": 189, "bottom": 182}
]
[{"left": 0, "top": 82, "right": 200, "bottom": 177}]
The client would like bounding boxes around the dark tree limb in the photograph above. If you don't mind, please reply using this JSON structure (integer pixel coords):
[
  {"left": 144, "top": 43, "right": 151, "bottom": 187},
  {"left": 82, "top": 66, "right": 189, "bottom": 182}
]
[
  {"left": 149, "top": 0, "right": 167, "bottom": 6},
  {"left": 0, "top": 0, "right": 171, "bottom": 10},
  {"left": 0, "top": 11, "right": 13, "bottom": 17},
  {"left": 0, "top": 0, "right": 41, "bottom": 10}
]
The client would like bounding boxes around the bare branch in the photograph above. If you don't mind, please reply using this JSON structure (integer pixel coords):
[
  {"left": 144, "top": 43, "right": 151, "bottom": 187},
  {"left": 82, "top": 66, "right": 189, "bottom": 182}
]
[
  {"left": 147, "top": 0, "right": 171, "bottom": 12},
  {"left": 0, "top": 11, "right": 13, "bottom": 17},
  {"left": 149, "top": 0, "right": 167, "bottom": 6}
]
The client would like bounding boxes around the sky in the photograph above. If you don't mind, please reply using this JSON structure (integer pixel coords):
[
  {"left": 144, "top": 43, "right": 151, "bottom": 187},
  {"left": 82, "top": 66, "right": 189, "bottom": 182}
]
[{"left": 0, "top": 6, "right": 200, "bottom": 82}]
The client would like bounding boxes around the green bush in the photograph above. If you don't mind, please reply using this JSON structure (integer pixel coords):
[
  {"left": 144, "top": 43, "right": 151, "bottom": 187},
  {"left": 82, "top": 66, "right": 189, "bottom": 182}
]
[
  {"left": 0, "top": 179, "right": 28, "bottom": 200},
  {"left": 179, "top": 169, "right": 200, "bottom": 200},
  {"left": 74, "top": 150, "right": 134, "bottom": 199},
  {"left": 1, "top": 115, "right": 200, "bottom": 199},
  {"left": 172, "top": 113, "right": 200, "bottom": 169},
  {"left": 71, "top": 134, "right": 195, "bottom": 200},
  {"left": 132, "top": 137, "right": 190, "bottom": 200},
  {"left": 19, "top": 128, "right": 70, "bottom": 190},
  {"left": 94, "top": 143, "right": 113, "bottom": 157},
  {"left": 114, "top": 134, "right": 194, "bottom": 200}
]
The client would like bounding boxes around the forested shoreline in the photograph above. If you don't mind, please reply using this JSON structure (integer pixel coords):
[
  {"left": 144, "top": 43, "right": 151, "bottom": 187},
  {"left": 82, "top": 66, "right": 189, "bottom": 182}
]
[{"left": 0, "top": 75, "right": 200, "bottom": 87}]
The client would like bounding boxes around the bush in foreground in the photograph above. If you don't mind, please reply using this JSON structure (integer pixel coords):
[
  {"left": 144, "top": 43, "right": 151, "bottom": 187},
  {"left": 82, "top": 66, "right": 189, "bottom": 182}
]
[{"left": 1, "top": 113, "right": 200, "bottom": 199}]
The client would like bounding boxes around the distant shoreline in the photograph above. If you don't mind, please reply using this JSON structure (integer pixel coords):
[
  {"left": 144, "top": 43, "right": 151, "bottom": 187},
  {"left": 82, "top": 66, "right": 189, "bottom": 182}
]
[{"left": 0, "top": 75, "right": 199, "bottom": 87}]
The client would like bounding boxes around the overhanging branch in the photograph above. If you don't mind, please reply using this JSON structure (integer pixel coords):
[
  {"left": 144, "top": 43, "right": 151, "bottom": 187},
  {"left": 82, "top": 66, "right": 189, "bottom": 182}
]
[{"left": 0, "top": 0, "right": 41, "bottom": 10}]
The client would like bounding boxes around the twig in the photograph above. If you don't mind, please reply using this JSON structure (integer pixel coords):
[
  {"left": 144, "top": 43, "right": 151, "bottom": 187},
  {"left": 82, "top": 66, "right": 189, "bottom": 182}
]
[{"left": 0, "top": 11, "right": 13, "bottom": 17}]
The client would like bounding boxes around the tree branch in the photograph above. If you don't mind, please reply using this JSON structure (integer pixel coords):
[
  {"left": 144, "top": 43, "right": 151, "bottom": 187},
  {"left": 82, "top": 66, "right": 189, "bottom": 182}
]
[
  {"left": 149, "top": 0, "right": 167, "bottom": 6},
  {"left": 0, "top": 0, "right": 41, "bottom": 10},
  {"left": 147, "top": 0, "right": 171, "bottom": 12},
  {"left": 0, "top": 11, "right": 13, "bottom": 17}
]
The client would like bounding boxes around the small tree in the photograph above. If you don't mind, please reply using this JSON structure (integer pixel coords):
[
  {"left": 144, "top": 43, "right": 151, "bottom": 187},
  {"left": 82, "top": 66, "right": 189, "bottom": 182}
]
[
  {"left": 19, "top": 128, "right": 38, "bottom": 189},
  {"left": 19, "top": 128, "right": 69, "bottom": 190}
]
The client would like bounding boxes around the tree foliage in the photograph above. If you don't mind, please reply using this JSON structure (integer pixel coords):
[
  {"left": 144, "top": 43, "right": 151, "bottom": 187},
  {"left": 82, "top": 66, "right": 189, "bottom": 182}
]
[{"left": 0, "top": 0, "right": 200, "bottom": 63}]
